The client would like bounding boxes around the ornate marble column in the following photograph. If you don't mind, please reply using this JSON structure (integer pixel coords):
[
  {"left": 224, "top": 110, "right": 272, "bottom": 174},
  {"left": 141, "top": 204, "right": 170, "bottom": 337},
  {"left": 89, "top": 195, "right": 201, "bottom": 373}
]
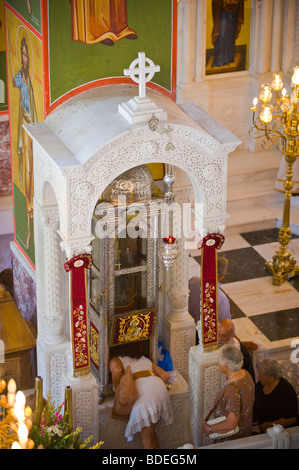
[
  {"left": 36, "top": 205, "right": 69, "bottom": 406},
  {"left": 42, "top": 208, "right": 66, "bottom": 343},
  {"left": 163, "top": 188, "right": 196, "bottom": 382},
  {"left": 59, "top": 236, "right": 99, "bottom": 443}
]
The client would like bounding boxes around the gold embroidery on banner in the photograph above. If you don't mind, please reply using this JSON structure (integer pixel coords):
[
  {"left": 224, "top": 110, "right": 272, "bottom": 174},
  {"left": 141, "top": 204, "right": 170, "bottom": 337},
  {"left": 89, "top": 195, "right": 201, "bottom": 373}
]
[
  {"left": 90, "top": 323, "right": 99, "bottom": 368},
  {"left": 73, "top": 305, "right": 89, "bottom": 368},
  {"left": 202, "top": 281, "right": 217, "bottom": 344}
]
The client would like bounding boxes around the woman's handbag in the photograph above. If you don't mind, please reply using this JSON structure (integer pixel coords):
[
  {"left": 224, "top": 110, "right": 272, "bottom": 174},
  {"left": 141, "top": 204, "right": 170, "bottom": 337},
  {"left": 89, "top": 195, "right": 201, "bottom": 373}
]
[
  {"left": 206, "top": 416, "right": 239, "bottom": 439},
  {"left": 112, "top": 365, "right": 138, "bottom": 420},
  {"left": 204, "top": 399, "right": 239, "bottom": 439}
]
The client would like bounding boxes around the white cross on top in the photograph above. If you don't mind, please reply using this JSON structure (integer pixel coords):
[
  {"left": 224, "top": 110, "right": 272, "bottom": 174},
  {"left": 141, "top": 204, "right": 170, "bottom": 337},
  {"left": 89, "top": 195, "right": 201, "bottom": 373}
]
[{"left": 124, "top": 52, "right": 160, "bottom": 100}]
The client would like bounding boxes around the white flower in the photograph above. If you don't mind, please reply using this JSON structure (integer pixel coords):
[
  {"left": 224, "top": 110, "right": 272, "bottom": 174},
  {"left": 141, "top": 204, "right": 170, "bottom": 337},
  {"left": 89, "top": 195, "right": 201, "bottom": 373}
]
[{"left": 47, "top": 425, "right": 63, "bottom": 437}]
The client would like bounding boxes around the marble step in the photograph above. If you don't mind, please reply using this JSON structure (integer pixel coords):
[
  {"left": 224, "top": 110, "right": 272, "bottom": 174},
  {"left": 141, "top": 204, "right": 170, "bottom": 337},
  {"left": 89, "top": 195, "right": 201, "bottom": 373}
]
[
  {"left": 225, "top": 205, "right": 280, "bottom": 235},
  {"left": 228, "top": 149, "right": 281, "bottom": 185},
  {"left": 226, "top": 201, "right": 299, "bottom": 235},
  {"left": 227, "top": 178, "right": 283, "bottom": 211},
  {"left": 228, "top": 167, "right": 278, "bottom": 185},
  {"left": 225, "top": 149, "right": 283, "bottom": 233},
  {"left": 228, "top": 148, "right": 281, "bottom": 178}
]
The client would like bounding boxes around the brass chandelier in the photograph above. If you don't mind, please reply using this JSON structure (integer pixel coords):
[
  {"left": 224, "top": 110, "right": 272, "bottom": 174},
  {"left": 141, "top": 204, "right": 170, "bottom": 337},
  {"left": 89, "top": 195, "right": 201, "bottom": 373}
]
[{"left": 249, "top": 67, "right": 299, "bottom": 285}]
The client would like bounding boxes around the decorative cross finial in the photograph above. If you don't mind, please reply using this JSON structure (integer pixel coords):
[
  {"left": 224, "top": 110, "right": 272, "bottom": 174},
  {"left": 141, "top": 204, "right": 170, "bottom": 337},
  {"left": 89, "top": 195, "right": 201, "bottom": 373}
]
[
  {"left": 119, "top": 52, "right": 166, "bottom": 124},
  {"left": 124, "top": 52, "right": 160, "bottom": 100}
]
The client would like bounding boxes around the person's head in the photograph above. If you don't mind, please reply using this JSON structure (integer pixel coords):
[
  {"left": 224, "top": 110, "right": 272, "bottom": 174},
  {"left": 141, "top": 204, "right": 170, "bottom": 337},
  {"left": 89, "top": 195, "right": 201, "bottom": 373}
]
[
  {"left": 112, "top": 341, "right": 144, "bottom": 360},
  {"left": 217, "top": 344, "right": 243, "bottom": 374},
  {"left": 218, "top": 319, "right": 235, "bottom": 346},
  {"left": 20, "top": 37, "right": 29, "bottom": 75},
  {"left": 218, "top": 257, "right": 228, "bottom": 283},
  {"left": 256, "top": 358, "right": 283, "bottom": 386}
]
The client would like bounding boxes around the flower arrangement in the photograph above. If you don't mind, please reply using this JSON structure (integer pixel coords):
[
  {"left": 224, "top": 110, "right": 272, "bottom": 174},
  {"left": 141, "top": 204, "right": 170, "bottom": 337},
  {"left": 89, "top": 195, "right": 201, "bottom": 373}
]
[{"left": 30, "top": 393, "right": 103, "bottom": 449}]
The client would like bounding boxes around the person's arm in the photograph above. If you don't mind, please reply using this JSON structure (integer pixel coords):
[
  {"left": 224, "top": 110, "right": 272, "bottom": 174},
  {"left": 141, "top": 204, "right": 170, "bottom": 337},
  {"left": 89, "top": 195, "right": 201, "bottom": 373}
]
[
  {"left": 260, "top": 416, "right": 297, "bottom": 433},
  {"left": 203, "top": 412, "right": 239, "bottom": 436},
  {"left": 151, "top": 362, "right": 170, "bottom": 383},
  {"left": 235, "top": 335, "right": 258, "bottom": 353},
  {"left": 109, "top": 357, "right": 124, "bottom": 390},
  {"left": 242, "top": 341, "right": 259, "bottom": 353}
]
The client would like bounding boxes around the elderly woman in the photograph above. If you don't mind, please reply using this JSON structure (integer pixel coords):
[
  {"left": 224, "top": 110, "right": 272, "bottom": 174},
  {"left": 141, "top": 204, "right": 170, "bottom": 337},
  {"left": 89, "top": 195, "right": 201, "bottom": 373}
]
[
  {"left": 253, "top": 358, "right": 298, "bottom": 433},
  {"left": 202, "top": 344, "right": 255, "bottom": 439}
]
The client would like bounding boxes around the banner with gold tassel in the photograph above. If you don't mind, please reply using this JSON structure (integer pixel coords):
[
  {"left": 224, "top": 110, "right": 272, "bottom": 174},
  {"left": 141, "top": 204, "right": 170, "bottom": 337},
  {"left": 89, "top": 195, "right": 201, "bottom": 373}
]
[
  {"left": 198, "top": 233, "right": 225, "bottom": 351},
  {"left": 64, "top": 254, "right": 93, "bottom": 375}
]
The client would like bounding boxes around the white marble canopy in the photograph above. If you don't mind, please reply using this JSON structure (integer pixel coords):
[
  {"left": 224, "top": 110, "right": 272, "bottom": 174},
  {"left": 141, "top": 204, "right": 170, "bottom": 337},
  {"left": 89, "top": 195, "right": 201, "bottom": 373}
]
[
  {"left": 23, "top": 84, "right": 240, "bottom": 443},
  {"left": 25, "top": 84, "right": 240, "bottom": 247}
]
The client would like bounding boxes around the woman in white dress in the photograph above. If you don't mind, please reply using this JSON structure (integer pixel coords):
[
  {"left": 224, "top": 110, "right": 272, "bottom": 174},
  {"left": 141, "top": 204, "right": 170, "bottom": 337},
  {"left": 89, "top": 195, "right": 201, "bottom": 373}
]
[{"left": 109, "top": 354, "right": 173, "bottom": 449}]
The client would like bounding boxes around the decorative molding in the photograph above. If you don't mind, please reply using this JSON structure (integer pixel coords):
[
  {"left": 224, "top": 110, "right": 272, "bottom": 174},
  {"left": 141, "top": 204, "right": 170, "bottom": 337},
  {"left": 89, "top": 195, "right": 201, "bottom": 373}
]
[{"left": 33, "top": 122, "right": 234, "bottom": 242}]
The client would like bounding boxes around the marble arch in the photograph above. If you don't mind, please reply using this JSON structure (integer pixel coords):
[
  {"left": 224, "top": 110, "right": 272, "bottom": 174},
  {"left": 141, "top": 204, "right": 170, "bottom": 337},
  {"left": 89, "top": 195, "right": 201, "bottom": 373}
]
[{"left": 25, "top": 84, "right": 240, "bottom": 446}]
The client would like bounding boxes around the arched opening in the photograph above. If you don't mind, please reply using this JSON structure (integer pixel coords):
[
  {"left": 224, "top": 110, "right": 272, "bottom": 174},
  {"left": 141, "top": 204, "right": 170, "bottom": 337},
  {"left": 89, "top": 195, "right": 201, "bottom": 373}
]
[{"left": 87, "top": 162, "right": 202, "bottom": 400}]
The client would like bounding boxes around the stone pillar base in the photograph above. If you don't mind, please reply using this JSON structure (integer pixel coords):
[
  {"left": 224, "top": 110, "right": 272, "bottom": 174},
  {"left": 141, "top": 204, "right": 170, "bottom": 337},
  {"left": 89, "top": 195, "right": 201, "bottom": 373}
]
[
  {"left": 36, "top": 337, "right": 70, "bottom": 406},
  {"left": 61, "top": 371, "right": 99, "bottom": 444},
  {"left": 163, "top": 314, "right": 196, "bottom": 383},
  {"left": 189, "top": 346, "right": 223, "bottom": 447}
]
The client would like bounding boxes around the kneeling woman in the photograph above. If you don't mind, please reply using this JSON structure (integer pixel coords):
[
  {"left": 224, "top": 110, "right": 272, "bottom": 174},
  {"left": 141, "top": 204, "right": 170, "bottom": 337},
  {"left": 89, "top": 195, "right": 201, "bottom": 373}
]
[
  {"left": 109, "top": 353, "right": 173, "bottom": 449},
  {"left": 202, "top": 344, "right": 255, "bottom": 440}
]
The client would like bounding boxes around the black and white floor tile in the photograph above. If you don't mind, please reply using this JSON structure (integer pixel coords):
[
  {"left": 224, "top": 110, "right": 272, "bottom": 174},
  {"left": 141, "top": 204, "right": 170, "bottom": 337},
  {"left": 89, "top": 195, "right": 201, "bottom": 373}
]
[
  {"left": 1, "top": 227, "right": 299, "bottom": 347},
  {"left": 188, "top": 228, "right": 299, "bottom": 347}
]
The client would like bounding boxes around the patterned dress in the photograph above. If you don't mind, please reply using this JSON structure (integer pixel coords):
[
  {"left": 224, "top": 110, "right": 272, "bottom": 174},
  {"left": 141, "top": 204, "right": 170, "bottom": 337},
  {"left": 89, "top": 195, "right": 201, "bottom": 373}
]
[{"left": 213, "top": 370, "right": 255, "bottom": 439}]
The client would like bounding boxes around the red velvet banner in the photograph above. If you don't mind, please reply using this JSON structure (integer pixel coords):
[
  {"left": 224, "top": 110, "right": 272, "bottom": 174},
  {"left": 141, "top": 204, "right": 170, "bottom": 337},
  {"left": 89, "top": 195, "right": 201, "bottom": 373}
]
[
  {"left": 198, "top": 233, "right": 225, "bottom": 350},
  {"left": 64, "top": 254, "right": 93, "bottom": 375}
]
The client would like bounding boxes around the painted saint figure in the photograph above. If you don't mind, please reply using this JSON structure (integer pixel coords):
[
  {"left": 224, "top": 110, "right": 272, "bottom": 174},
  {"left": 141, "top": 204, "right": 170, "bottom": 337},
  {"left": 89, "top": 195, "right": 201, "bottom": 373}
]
[
  {"left": 211, "top": 0, "right": 245, "bottom": 67},
  {"left": 70, "top": 0, "right": 137, "bottom": 45},
  {"left": 8, "top": 32, "right": 37, "bottom": 251}
]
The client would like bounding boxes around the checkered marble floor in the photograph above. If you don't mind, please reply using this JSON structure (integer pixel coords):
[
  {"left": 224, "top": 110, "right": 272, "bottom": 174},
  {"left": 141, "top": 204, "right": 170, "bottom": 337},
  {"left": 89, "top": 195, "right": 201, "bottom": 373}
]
[{"left": 188, "top": 228, "right": 299, "bottom": 349}]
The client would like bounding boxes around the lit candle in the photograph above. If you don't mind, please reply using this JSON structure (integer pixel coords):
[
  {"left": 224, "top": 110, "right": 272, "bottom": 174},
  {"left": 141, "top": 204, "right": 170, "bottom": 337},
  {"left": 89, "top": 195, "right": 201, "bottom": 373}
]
[
  {"left": 259, "top": 84, "right": 272, "bottom": 103},
  {"left": 291, "top": 66, "right": 299, "bottom": 86},
  {"left": 251, "top": 97, "right": 258, "bottom": 111},
  {"left": 11, "top": 441, "right": 22, "bottom": 449},
  {"left": 18, "top": 422, "right": 29, "bottom": 449},
  {"left": 271, "top": 73, "right": 284, "bottom": 91},
  {"left": 163, "top": 236, "right": 176, "bottom": 244},
  {"left": 14, "top": 392, "right": 26, "bottom": 425},
  {"left": 15, "top": 391, "right": 26, "bottom": 410},
  {"left": 260, "top": 106, "right": 273, "bottom": 124},
  {"left": 7, "top": 378, "right": 17, "bottom": 407},
  {"left": 282, "top": 88, "right": 287, "bottom": 97}
]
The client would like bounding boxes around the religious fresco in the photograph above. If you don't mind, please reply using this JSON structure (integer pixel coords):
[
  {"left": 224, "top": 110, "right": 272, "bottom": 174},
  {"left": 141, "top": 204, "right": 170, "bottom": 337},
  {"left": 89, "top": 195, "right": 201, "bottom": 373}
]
[
  {"left": 5, "top": 0, "right": 42, "bottom": 34},
  {"left": 47, "top": 0, "right": 175, "bottom": 110},
  {"left": 4, "top": 0, "right": 175, "bottom": 270},
  {"left": 206, "top": 0, "right": 251, "bottom": 75},
  {"left": 0, "top": 0, "right": 8, "bottom": 112},
  {"left": 70, "top": 0, "right": 138, "bottom": 46},
  {"left": 5, "top": 6, "right": 44, "bottom": 266}
]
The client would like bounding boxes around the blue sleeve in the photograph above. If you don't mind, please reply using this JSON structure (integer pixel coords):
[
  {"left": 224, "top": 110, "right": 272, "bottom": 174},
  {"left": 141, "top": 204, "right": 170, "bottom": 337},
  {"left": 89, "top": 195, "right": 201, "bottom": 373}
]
[{"left": 14, "top": 71, "right": 22, "bottom": 88}]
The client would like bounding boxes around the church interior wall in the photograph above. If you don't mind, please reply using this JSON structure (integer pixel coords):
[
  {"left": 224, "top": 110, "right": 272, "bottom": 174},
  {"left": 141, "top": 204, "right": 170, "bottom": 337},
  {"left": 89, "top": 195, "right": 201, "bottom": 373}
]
[
  {"left": 177, "top": 0, "right": 299, "bottom": 150},
  {"left": 0, "top": 0, "right": 298, "bottom": 347}
]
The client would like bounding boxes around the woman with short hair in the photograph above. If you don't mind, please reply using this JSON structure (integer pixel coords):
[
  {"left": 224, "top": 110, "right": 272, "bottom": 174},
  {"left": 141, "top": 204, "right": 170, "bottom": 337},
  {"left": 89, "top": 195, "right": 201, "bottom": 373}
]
[
  {"left": 253, "top": 358, "right": 298, "bottom": 433},
  {"left": 202, "top": 344, "right": 255, "bottom": 440}
]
